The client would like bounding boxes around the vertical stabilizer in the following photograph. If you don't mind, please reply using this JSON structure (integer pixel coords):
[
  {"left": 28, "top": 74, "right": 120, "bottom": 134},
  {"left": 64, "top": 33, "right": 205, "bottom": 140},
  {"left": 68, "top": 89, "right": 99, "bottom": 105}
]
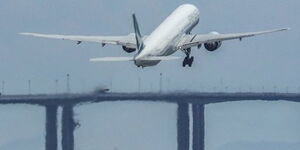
[{"left": 132, "top": 14, "right": 144, "bottom": 51}]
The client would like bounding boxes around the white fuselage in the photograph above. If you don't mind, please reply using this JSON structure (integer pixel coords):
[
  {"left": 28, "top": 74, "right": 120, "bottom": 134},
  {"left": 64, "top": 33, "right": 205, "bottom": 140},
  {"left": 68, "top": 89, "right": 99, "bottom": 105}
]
[{"left": 134, "top": 4, "right": 200, "bottom": 67}]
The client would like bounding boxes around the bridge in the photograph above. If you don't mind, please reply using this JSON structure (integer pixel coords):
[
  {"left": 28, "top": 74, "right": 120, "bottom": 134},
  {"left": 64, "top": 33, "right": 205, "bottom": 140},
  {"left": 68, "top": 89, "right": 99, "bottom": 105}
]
[{"left": 0, "top": 92, "right": 299, "bottom": 150}]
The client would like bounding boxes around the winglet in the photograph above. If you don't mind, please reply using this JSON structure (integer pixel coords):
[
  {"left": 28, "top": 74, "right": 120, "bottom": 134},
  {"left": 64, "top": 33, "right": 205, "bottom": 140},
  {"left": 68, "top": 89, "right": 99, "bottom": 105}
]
[
  {"left": 280, "top": 27, "right": 291, "bottom": 31},
  {"left": 132, "top": 14, "right": 144, "bottom": 51},
  {"left": 271, "top": 27, "right": 290, "bottom": 32}
]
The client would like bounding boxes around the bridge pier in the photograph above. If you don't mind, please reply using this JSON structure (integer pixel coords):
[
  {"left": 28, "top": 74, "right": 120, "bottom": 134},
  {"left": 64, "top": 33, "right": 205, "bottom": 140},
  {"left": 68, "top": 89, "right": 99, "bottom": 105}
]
[
  {"left": 45, "top": 105, "right": 58, "bottom": 150},
  {"left": 177, "top": 103, "right": 205, "bottom": 150},
  {"left": 177, "top": 103, "right": 190, "bottom": 150},
  {"left": 62, "top": 105, "right": 76, "bottom": 150},
  {"left": 192, "top": 104, "right": 205, "bottom": 150},
  {"left": 45, "top": 101, "right": 204, "bottom": 150}
]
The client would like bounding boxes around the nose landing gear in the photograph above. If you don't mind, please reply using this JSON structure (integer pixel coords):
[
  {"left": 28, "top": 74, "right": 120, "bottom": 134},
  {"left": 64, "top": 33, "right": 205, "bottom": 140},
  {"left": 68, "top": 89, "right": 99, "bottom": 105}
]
[{"left": 182, "top": 48, "right": 194, "bottom": 67}]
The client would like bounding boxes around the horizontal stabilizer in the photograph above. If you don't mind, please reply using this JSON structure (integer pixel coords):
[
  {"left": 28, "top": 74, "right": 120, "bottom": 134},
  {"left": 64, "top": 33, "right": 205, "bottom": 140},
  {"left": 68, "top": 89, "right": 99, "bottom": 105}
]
[
  {"left": 90, "top": 57, "right": 134, "bottom": 62},
  {"left": 90, "top": 56, "right": 180, "bottom": 62},
  {"left": 141, "top": 56, "right": 180, "bottom": 61}
]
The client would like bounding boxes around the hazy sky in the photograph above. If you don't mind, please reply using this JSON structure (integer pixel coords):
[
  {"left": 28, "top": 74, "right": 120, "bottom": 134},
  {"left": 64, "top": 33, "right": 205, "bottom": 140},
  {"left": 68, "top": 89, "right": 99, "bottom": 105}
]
[
  {"left": 0, "top": 1, "right": 300, "bottom": 149},
  {"left": 0, "top": 0, "right": 299, "bottom": 94}
]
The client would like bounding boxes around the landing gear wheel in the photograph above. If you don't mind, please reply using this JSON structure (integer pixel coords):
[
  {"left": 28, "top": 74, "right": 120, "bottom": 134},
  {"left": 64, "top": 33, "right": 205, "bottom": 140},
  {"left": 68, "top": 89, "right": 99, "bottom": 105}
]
[
  {"left": 182, "top": 57, "right": 189, "bottom": 67},
  {"left": 182, "top": 56, "right": 194, "bottom": 67},
  {"left": 182, "top": 48, "right": 194, "bottom": 67},
  {"left": 188, "top": 56, "right": 194, "bottom": 67}
]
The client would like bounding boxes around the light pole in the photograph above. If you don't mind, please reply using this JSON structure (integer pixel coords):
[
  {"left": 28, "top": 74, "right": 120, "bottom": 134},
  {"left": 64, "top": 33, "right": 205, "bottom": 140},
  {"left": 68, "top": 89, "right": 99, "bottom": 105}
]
[
  {"left": 220, "top": 78, "right": 223, "bottom": 92},
  {"left": 67, "top": 74, "right": 70, "bottom": 94},
  {"left": 28, "top": 80, "right": 31, "bottom": 95},
  {"left": 1, "top": 80, "right": 4, "bottom": 95},
  {"left": 110, "top": 77, "right": 113, "bottom": 92},
  {"left": 167, "top": 78, "right": 171, "bottom": 93},
  {"left": 273, "top": 86, "right": 277, "bottom": 93},
  {"left": 55, "top": 80, "right": 59, "bottom": 94},
  {"left": 159, "top": 73, "right": 162, "bottom": 93},
  {"left": 138, "top": 77, "right": 141, "bottom": 93}
]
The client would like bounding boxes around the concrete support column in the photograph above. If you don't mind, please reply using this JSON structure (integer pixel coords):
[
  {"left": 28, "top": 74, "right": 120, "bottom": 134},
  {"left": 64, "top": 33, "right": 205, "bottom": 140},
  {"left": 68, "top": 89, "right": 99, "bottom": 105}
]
[
  {"left": 192, "top": 104, "right": 205, "bottom": 150},
  {"left": 62, "top": 105, "right": 76, "bottom": 150},
  {"left": 177, "top": 103, "right": 190, "bottom": 150},
  {"left": 45, "top": 105, "right": 58, "bottom": 150}
]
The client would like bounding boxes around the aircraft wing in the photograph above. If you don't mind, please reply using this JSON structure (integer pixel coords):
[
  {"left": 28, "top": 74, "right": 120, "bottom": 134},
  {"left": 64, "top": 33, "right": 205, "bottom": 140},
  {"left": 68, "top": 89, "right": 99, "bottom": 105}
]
[
  {"left": 178, "top": 28, "right": 289, "bottom": 49},
  {"left": 19, "top": 32, "right": 138, "bottom": 48}
]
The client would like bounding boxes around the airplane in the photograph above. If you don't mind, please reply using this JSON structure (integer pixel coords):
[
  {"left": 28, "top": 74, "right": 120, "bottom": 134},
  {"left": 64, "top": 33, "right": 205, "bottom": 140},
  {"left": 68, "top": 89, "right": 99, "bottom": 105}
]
[{"left": 20, "top": 4, "right": 289, "bottom": 68}]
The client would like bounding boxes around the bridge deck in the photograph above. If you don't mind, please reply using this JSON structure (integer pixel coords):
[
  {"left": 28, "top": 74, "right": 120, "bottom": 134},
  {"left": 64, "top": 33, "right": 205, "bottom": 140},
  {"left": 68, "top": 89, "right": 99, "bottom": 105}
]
[{"left": 0, "top": 92, "right": 300, "bottom": 105}]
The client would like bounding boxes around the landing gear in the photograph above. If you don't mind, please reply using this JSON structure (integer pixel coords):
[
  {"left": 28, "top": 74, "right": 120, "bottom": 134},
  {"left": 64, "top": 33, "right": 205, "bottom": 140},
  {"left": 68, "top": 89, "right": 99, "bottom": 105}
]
[
  {"left": 182, "top": 48, "right": 194, "bottom": 67},
  {"left": 183, "top": 56, "right": 194, "bottom": 67}
]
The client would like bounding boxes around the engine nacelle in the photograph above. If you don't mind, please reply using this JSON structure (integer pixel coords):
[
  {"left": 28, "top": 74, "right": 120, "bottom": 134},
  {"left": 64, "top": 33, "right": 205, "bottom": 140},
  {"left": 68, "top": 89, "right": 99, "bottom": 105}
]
[
  {"left": 122, "top": 46, "right": 136, "bottom": 53},
  {"left": 204, "top": 31, "right": 222, "bottom": 51},
  {"left": 204, "top": 41, "right": 222, "bottom": 51}
]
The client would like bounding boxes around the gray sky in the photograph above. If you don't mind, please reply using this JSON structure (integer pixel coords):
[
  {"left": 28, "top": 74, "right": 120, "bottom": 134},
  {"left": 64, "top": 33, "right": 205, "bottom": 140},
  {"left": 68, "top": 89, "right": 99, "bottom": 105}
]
[
  {"left": 0, "top": 1, "right": 300, "bottom": 150},
  {"left": 0, "top": 0, "right": 299, "bottom": 94}
]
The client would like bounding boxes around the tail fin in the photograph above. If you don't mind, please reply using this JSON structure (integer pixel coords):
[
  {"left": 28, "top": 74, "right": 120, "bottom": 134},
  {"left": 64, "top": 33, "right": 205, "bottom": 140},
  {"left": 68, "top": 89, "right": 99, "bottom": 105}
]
[{"left": 132, "top": 14, "right": 144, "bottom": 51}]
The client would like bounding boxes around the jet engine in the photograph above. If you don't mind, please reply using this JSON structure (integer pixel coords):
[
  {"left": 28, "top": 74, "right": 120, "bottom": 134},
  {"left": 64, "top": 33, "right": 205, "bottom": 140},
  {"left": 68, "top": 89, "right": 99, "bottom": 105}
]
[
  {"left": 204, "top": 32, "right": 222, "bottom": 51},
  {"left": 122, "top": 46, "right": 136, "bottom": 53},
  {"left": 204, "top": 41, "right": 222, "bottom": 51}
]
